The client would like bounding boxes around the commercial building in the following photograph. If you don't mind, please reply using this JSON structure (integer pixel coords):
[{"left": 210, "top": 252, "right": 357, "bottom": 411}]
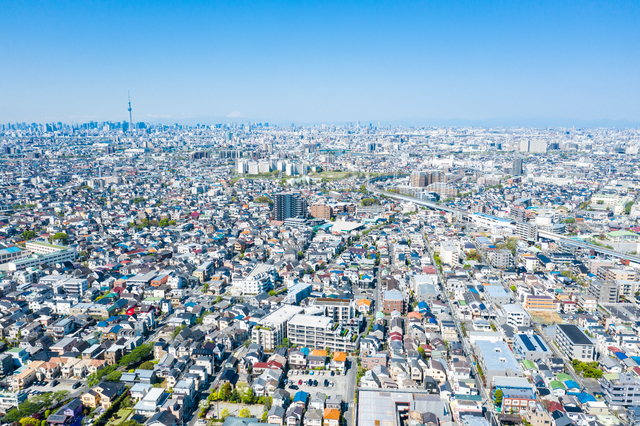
[
  {"left": 474, "top": 340, "right": 523, "bottom": 385},
  {"left": 555, "top": 324, "right": 596, "bottom": 362},
  {"left": 251, "top": 306, "right": 304, "bottom": 350},
  {"left": 524, "top": 295, "right": 558, "bottom": 312},
  {"left": 512, "top": 333, "right": 552, "bottom": 361},
  {"left": 287, "top": 314, "right": 357, "bottom": 353},
  {"left": 1, "top": 248, "right": 77, "bottom": 272}
]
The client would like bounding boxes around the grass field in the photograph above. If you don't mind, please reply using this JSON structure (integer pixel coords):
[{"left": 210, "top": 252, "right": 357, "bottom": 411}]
[
  {"left": 105, "top": 409, "right": 133, "bottom": 426},
  {"left": 530, "top": 310, "right": 564, "bottom": 325}
]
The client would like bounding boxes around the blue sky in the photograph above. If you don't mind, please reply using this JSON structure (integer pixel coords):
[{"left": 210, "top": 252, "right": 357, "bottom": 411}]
[{"left": 1, "top": 0, "right": 639, "bottom": 125}]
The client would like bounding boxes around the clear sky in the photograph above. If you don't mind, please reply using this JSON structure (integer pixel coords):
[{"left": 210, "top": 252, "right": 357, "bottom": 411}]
[{"left": 1, "top": 0, "right": 639, "bottom": 126}]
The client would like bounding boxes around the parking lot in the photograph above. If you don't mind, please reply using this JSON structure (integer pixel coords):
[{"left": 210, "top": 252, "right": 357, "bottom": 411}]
[
  {"left": 26, "top": 378, "right": 87, "bottom": 397},
  {"left": 285, "top": 368, "right": 349, "bottom": 401}
]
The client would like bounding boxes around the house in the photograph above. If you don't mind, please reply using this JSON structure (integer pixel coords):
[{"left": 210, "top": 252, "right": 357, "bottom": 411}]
[
  {"left": 11, "top": 367, "right": 36, "bottom": 390},
  {"left": 293, "top": 391, "right": 309, "bottom": 409},
  {"left": 267, "top": 405, "right": 286, "bottom": 425},
  {"left": 288, "top": 350, "right": 307, "bottom": 369},
  {"left": 272, "top": 389, "right": 290, "bottom": 409},
  {"left": 285, "top": 405, "right": 304, "bottom": 426},
  {"left": 330, "top": 352, "right": 346, "bottom": 371},
  {"left": 81, "top": 381, "right": 126, "bottom": 409},
  {"left": 323, "top": 408, "right": 340, "bottom": 426},
  {"left": 309, "top": 392, "right": 326, "bottom": 411},
  {"left": 303, "top": 408, "right": 323, "bottom": 426},
  {"left": 47, "top": 398, "right": 83, "bottom": 426},
  {"left": 146, "top": 411, "right": 178, "bottom": 426}
]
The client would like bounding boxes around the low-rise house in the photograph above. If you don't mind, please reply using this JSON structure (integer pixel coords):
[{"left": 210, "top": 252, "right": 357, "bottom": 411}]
[{"left": 81, "top": 381, "right": 126, "bottom": 409}]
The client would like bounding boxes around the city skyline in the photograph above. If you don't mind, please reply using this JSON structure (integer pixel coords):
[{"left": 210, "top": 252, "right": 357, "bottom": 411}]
[{"left": 1, "top": 1, "right": 639, "bottom": 126}]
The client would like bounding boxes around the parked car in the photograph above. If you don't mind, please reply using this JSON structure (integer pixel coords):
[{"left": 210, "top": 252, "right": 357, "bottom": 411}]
[{"left": 72, "top": 382, "right": 82, "bottom": 389}]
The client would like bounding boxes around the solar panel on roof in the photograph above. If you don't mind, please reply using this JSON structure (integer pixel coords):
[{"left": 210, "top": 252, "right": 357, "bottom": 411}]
[
  {"left": 520, "top": 335, "right": 536, "bottom": 352},
  {"left": 533, "top": 335, "right": 547, "bottom": 352}
]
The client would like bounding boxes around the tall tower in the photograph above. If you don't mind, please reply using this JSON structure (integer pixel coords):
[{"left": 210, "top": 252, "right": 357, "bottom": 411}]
[{"left": 128, "top": 91, "right": 133, "bottom": 133}]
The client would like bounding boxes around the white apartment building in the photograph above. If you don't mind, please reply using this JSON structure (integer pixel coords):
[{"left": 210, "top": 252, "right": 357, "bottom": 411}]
[
  {"left": 287, "top": 314, "right": 358, "bottom": 353},
  {"left": 235, "top": 263, "right": 276, "bottom": 295},
  {"left": 251, "top": 305, "right": 304, "bottom": 350},
  {"left": 501, "top": 304, "right": 531, "bottom": 328},
  {"left": 440, "top": 241, "right": 459, "bottom": 266}
]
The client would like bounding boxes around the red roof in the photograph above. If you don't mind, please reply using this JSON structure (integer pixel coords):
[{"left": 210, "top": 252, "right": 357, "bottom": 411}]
[{"left": 547, "top": 402, "right": 564, "bottom": 413}]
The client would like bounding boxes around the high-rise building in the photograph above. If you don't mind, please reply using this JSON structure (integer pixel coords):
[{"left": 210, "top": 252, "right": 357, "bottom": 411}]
[
  {"left": 511, "top": 158, "right": 523, "bottom": 176},
  {"left": 310, "top": 204, "right": 331, "bottom": 220},
  {"left": 410, "top": 172, "right": 426, "bottom": 187},
  {"left": 411, "top": 170, "right": 441, "bottom": 187},
  {"left": 273, "top": 193, "right": 307, "bottom": 221}
]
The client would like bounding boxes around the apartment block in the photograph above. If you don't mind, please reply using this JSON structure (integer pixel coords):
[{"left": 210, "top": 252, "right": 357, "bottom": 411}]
[
  {"left": 555, "top": 324, "right": 596, "bottom": 362},
  {"left": 287, "top": 314, "right": 357, "bottom": 353},
  {"left": 251, "top": 305, "right": 304, "bottom": 350}
]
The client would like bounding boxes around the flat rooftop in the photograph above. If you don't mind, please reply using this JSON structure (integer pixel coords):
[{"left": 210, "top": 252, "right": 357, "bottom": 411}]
[
  {"left": 557, "top": 324, "right": 593, "bottom": 345},
  {"left": 289, "top": 314, "right": 332, "bottom": 329}
]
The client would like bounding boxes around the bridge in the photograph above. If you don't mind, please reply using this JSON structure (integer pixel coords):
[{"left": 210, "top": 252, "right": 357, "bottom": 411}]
[{"left": 366, "top": 175, "right": 640, "bottom": 263}]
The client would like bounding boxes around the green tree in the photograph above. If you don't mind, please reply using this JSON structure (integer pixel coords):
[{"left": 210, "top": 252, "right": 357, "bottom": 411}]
[
  {"left": 159, "top": 218, "right": 170, "bottom": 227},
  {"left": 21, "top": 230, "right": 37, "bottom": 240},
  {"left": 49, "top": 232, "right": 69, "bottom": 244},
  {"left": 20, "top": 417, "right": 39, "bottom": 426},
  {"left": 494, "top": 389, "right": 503, "bottom": 405},
  {"left": 242, "top": 388, "right": 256, "bottom": 404},
  {"left": 138, "top": 361, "right": 155, "bottom": 370},
  {"left": 239, "top": 408, "right": 252, "bottom": 418},
  {"left": 220, "top": 409, "right": 230, "bottom": 421},
  {"left": 219, "top": 382, "right": 232, "bottom": 401},
  {"left": 106, "top": 371, "right": 123, "bottom": 382}
]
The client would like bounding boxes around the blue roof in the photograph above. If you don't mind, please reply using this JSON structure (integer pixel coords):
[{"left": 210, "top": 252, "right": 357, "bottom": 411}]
[
  {"left": 575, "top": 393, "right": 597, "bottom": 403},
  {"left": 97, "top": 321, "right": 108, "bottom": 327},
  {"left": 5, "top": 247, "right": 21, "bottom": 253},
  {"left": 293, "top": 391, "right": 309, "bottom": 402},
  {"left": 300, "top": 347, "right": 310, "bottom": 356},
  {"left": 615, "top": 351, "right": 628, "bottom": 360},
  {"left": 469, "top": 288, "right": 479, "bottom": 294},
  {"left": 564, "top": 380, "right": 580, "bottom": 390}
]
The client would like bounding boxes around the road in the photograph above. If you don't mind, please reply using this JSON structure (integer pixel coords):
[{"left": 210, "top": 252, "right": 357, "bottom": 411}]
[
  {"left": 426, "top": 241, "right": 500, "bottom": 426},
  {"left": 344, "top": 358, "right": 357, "bottom": 426}
]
